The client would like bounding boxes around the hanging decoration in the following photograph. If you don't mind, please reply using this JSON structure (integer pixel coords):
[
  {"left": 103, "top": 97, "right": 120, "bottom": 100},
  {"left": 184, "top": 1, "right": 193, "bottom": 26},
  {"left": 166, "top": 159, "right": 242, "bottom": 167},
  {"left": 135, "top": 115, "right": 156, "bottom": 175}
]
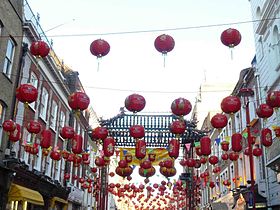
[
  {"left": 200, "top": 136, "right": 211, "bottom": 156},
  {"left": 2, "top": 119, "right": 17, "bottom": 133},
  {"left": 27, "top": 120, "right": 41, "bottom": 135},
  {"left": 229, "top": 152, "right": 239, "bottom": 161},
  {"left": 154, "top": 34, "right": 175, "bottom": 67},
  {"left": 135, "top": 139, "right": 146, "bottom": 160},
  {"left": 221, "top": 141, "right": 229, "bottom": 152},
  {"left": 90, "top": 39, "right": 110, "bottom": 71},
  {"left": 30, "top": 40, "right": 50, "bottom": 58},
  {"left": 253, "top": 144, "right": 262, "bottom": 157},
  {"left": 60, "top": 126, "right": 75, "bottom": 139},
  {"left": 16, "top": 84, "right": 38, "bottom": 106},
  {"left": 171, "top": 97, "right": 192, "bottom": 117},
  {"left": 68, "top": 91, "right": 90, "bottom": 113},
  {"left": 9, "top": 123, "right": 21, "bottom": 142},
  {"left": 168, "top": 139, "right": 180, "bottom": 159},
  {"left": 210, "top": 113, "right": 228, "bottom": 131},
  {"left": 129, "top": 125, "right": 145, "bottom": 139},
  {"left": 220, "top": 96, "right": 241, "bottom": 116},
  {"left": 256, "top": 104, "right": 273, "bottom": 119},
  {"left": 72, "top": 134, "right": 83, "bottom": 154},
  {"left": 103, "top": 137, "right": 115, "bottom": 157},
  {"left": 125, "top": 93, "right": 146, "bottom": 113},
  {"left": 92, "top": 126, "right": 109, "bottom": 142},
  {"left": 40, "top": 129, "right": 52, "bottom": 150},
  {"left": 208, "top": 156, "right": 219, "bottom": 165},
  {"left": 261, "top": 128, "right": 272, "bottom": 147},
  {"left": 266, "top": 91, "right": 280, "bottom": 109},
  {"left": 169, "top": 120, "right": 186, "bottom": 135},
  {"left": 220, "top": 28, "right": 241, "bottom": 58},
  {"left": 231, "top": 133, "right": 242, "bottom": 152}
]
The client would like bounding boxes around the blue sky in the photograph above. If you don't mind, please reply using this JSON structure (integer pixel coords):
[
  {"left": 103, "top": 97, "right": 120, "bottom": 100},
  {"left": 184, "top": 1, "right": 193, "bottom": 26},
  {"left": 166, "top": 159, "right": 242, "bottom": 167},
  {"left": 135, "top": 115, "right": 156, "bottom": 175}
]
[{"left": 27, "top": 0, "right": 256, "bottom": 119}]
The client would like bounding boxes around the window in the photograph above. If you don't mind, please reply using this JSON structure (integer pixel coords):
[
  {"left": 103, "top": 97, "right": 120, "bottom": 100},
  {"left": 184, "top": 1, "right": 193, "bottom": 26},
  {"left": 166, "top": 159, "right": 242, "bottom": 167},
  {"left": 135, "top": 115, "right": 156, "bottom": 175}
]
[
  {"left": 272, "top": 26, "right": 280, "bottom": 68},
  {"left": 3, "top": 38, "right": 15, "bottom": 78},
  {"left": 39, "top": 87, "right": 49, "bottom": 121},
  {"left": 59, "top": 111, "right": 65, "bottom": 129},
  {"left": 29, "top": 72, "right": 39, "bottom": 109},
  {"left": 0, "top": 103, "right": 6, "bottom": 147},
  {"left": 50, "top": 100, "right": 58, "bottom": 130}
]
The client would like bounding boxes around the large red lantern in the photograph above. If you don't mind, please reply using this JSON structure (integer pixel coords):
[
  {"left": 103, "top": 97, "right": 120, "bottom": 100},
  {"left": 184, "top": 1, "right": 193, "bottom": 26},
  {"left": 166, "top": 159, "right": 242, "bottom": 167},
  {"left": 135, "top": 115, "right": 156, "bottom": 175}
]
[
  {"left": 68, "top": 91, "right": 90, "bottom": 111},
  {"left": 210, "top": 114, "right": 228, "bottom": 130},
  {"left": 168, "top": 139, "right": 180, "bottom": 159},
  {"left": 220, "top": 28, "right": 241, "bottom": 48},
  {"left": 154, "top": 34, "right": 175, "bottom": 54},
  {"left": 90, "top": 39, "right": 110, "bottom": 58},
  {"left": 60, "top": 126, "right": 75, "bottom": 139},
  {"left": 92, "top": 126, "right": 108, "bottom": 141},
  {"left": 261, "top": 128, "right": 272, "bottom": 147},
  {"left": 72, "top": 134, "right": 83, "bottom": 154},
  {"left": 221, "top": 96, "right": 241, "bottom": 114},
  {"left": 30, "top": 40, "right": 50, "bottom": 58},
  {"left": 27, "top": 121, "right": 41, "bottom": 134},
  {"left": 231, "top": 133, "right": 242, "bottom": 152},
  {"left": 40, "top": 129, "right": 52, "bottom": 148},
  {"left": 266, "top": 91, "right": 280, "bottom": 109},
  {"left": 103, "top": 137, "right": 115, "bottom": 157},
  {"left": 2, "top": 119, "right": 16, "bottom": 132},
  {"left": 125, "top": 94, "right": 146, "bottom": 113},
  {"left": 200, "top": 136, "right": 211, "bottom": 156},
  {"left": 256, "top": 104, "right": 273, "bottom": 119},
  {"left": 16, "top": 84, "right": 38, "bottom": 104},
  {"left": 129, "top": 125, "right": 145, "bottom": 139},
  {"left": 9, "top": 124, "right": 21, "bottom": 142},
  {"left": 208, "top": 156, "right": 219, "bottom": 165},
  {"left": 171, "top": 98, "right": 192, "bottom": 116},
  {"left": 135, "top": 139, "right": 146, "bottom": 160},
  {"left": 170, "top": 120, "right": 186, "bottom": 135}
]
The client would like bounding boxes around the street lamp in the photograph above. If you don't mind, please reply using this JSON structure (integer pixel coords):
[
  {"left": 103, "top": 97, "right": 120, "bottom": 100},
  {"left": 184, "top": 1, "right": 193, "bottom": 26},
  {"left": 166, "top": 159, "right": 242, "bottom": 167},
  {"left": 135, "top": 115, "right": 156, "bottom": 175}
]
[{"left": 238, "top": 87, "right": 255, "bottom": 210}]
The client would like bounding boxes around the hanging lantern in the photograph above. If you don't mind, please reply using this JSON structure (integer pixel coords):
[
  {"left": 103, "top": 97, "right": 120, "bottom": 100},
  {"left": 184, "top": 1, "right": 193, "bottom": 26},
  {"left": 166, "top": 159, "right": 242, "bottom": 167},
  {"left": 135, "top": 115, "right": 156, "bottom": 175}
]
[
  {"left": 221, "top": 96, "right": 241, "bottom": 115},
  {"left": 194, "top": 159, "right": 201, "bottom": 169},
  {"left": 208, "top": 156, "right": 219, "bottom": 165},
  {"left": 256, "top": 104, "right": 273, "bottom": 119},
  {"left": 210, "top": 114, "right": 228, "bottom": 130},
  {"left": 221, "top": 153, "right": 229, "bottom": 161},
  {"left": 125, "top": 154, "right": 133, "bottom": 163},
  {"left": 82, "top": 152, "right": 89, "bottom": 161},
  {"left": 16, "top": 84, "right": 38, "bottom": 105},
  {"left": 244, "top": 147, "right": 250, "bottom": 156},
  {"left": 72, "top": 134, "right": 83, "bottom": 154},
  {"left": 2, "top": 119, "right": 16, "bottom": 133},
  {"left": 64, "top": 173, "right": 71, "bottom": 181},
  {"left": 50, "top": 150, "right": 61, "bottom": 161},
  {"left": 30, "top": 40, "right": 50, "bottom": 58},
  {"left": 61, "top": 150, "right": 69, "bottom": 159},
  {"left": 90, "top": 39, "right": 110, "bottom": 58},
  {"left": 9, "top": 124, "right": 21, "bottom": 142},
  {"left": 200, "top": 157, "right": 207, "bottom": 164},
  {"left": 103, "top": 137, "right": 115, "bottom": 157},
  {"left": 220, "top": 28, "right": 241, "bottom": 48},
  {"left": 154, "top": 34, "right": 175, "bottom": 66},
  {"left": 92, "top": 126, "right": 108, "bottom": 141},
  {"left": 95, "top": 157, "right": 105, "bottom": 167},
  {"left": 27, "top": 121, "right": 41, "bottom": 134},
  {"left": 168, "top": 139, "right": 180, "bottom": 159},
  {"left": 179, "top": 159, "right": 187, "bottom": 166},
  {"left": 209, "top": 181, "right": 215, "bottom": 189},
  {"left": 135, "top": 139, "right": 146, "bottom": 160},
  {"left": 60, "top": 126, "right": 75, "bottom": 139},
  {"left": 68, "top": 91, "right": 90, "bottom": 111},
  {"left": 40, "top": 129, "right": 52, "bottom": 149},
  {"left": 73, "top": 155, "right": 82, "bottom": 167},
  {"left": 186, "top": 158, "right": 196, "bottom": 167},
  {"left": 231, "top": 133, "right": 242, "bottom": 152},
  {"left": 221, "top": 141, "right": 229, "bottom": 151},
  {"left": 195, "top": 146, "right": 202, "bottom": 156},
  {"left": 171, "top": 98, "right": 192, "bottom": 117},
  {"left": 261, "top": 128, "right": 272, "bottom": 147},
  {"left": 91, "top": 167, "right": 98, "bottom": 173},
  {"left": 129, "top": 125, "right": 145, "bottom": 139},
  {"left": 229, "top": 152, "right": 239, "bottom": 161},
  {"left": 253, "top": 145, "right": 262, "bottom": 157},
  {"left": 140, "top": 160, "right": 152, "bottom": 169},
  {"left": 266, "top": 91, "right": 280, "bottom": 109},
  {"left": 148, "top": 153, "right": 156, "bottom": 162},
  {"left": 125, "top": 93, "right": 146, "bottom": 113},
  {"left": 200, "top": 136, "right": 211, "bottom": 156},
  {"left": 170, "top": 120, "right": 186, "bottom": 135}
]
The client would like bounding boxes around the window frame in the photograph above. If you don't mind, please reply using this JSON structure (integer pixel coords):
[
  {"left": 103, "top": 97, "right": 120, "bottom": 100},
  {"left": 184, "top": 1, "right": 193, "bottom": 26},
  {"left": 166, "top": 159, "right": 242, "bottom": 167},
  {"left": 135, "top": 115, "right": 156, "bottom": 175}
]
[
  {"left": 39, "top": 87, "right": 49, "bottom": 121},
  {"left": 3, "top": 37, "right": 16, "bottom": 78},
  {"left": 50, "top": 100, "right": 58, "bottom": 130},
  {"left": 0, "top": 102, "right": 6, "bottom": 147},
  {"left": 29, "top": 72, "right": 39, "bottom": 110}
]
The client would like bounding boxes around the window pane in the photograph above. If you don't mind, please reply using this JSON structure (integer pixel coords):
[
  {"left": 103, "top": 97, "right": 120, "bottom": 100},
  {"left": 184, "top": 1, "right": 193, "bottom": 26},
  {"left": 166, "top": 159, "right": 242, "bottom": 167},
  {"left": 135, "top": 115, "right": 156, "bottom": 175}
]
[
  {"left": 3, "top": 39, "right": 15, "bottom": 77},
  {"left": 0, "top": 104, "right": 5, "bottom": 146},
  {"left": 50, "top": 101, "right": 58, "bottom": 129},
  {"left": 40, "top": 88, "right": 49, "bottom": 120}
]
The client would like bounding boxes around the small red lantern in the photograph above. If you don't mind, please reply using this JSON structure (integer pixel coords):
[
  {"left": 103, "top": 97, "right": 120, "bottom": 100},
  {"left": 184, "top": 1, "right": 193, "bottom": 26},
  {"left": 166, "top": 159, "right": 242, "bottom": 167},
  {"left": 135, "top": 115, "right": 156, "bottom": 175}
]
[
  {"left": 64, "top": 173, "right": 70, "bottom": 180},
  {"left": 90, "top": 39, "right": 110, "bottom": 58},
  {"left": 200, "top": 157, "right": 207, "bottom": 164},
  {"left": 2, "top": 119, "right": 16, "bottom": 132},
  {"left": 72, "top": 134, "right": 83, "bottom": 154},
  {"left": 30, "top": 40, "right": 50, "bottom": 58},
  {"left": 129, "top": 125, "right": 145, "bottom": 139},
  {"left": 40, "top": 129, "right": 52, "bottom": 148},
  {"left": 171, "top": 98, "right": 192, "bottom": 116},
  {"left": 195, "top": 146, "right": 202, "bottom": 156},
  {"left": 208, "top": 156, "right": 219, "bottom": 165},
  {"left": 231, "top": 133, "right": 242, "bottom": 152},
  {"left": 221, "top": 96, "right": 241, "bottom": 114},
  {"left": 27, "top": 121, "right": 41, "bottom": 134},
  {"left": 154, "top": 34, "right": 175, "bottom": 54},
  {"left": 168, "top": 139, "right": 180, "bottom": 159},
  {"left": 68, "top": 91, "right": 90, "bottom": 111},
  {"left": 253, "top": 145, "right": 262, "bottom": 157},
  {"left": 261, "top": 128, "right": 272, "bottom": 147},
  {"left": 60, "top": 126, "right": 75, "bottom": 139},
  {"left": 229, "top": 152, "right": 239, "bottom": 161},
  {"left": 61, "top": 150, "right": 69, "bottom": 159},
  {"left": 125, "top": 154, "right": 133, "bottom": 163},
  {"left": 79, "top": 177, "right": 85, "bottom": 184},
  {"left": 50, "top": 150, "right": 61, "bottom": 161},
  {"left": 244, "top": 147, "right": 250, "bottom": 156},
  {"left": 135, "top": 139, "right": 146, "bottom": 160},
  {"left": 9, "top": 124, "right": 21, "bottom": 142},
  {"left": 95, "top": 157, "right": 105, "bottom": 167},
  {"left": 256, "top": 104, "right": 273, "bottom": 119},
  {"left": 221, "top": 153, "right": 229, "bottom": 161},
  {"left": 148, "top": 153, "right": 156, "bottom": 162},
  {"left": 221, "top": 141, "right": 229, "bottom": 151},
  {"left": 186, "top": 158, "right": 196, "bottom": 168},
  {"left": 91, "top": 167, "right": 98, "bottom": 173},
  {"left": 92, "top": 126, "right": 108, "bottom": 141},
  {"left": 140, "top": 160, "right": 152, "bottom": 169},
  {"left": 221, "top": 28, "right": 241, "bottom": 48},
  {"left": 209, "top": 181, "right": 215, "bottom": 189},
  {"left": 170, "top": 120, "right": 186, "bottom": 135},
  {"left": 30, "top": 145, "right": 39, "bottom": 155},
  {"left": 200, "top": 136, "right": 211, "bottom": 156},
  {"left": 16, "top": 84, "right": 38, "bottom": 104},
  {"left": 125, "top": 94, "right": 146, "bottom": 113},
  {"left": 82, "top": 152, "right": 89, "bottom": 161},
  {"left": 210, "top": 114, "right": 228, "bottom": 130},
  {"left": 266, "top": 91, "right": 280, "bottom": 109},
  {"left": 179, "top": 159, "right": 187, "bottom": 166},
  {"left": 103, "top": 137, "right": 115, "bottom": 157}
]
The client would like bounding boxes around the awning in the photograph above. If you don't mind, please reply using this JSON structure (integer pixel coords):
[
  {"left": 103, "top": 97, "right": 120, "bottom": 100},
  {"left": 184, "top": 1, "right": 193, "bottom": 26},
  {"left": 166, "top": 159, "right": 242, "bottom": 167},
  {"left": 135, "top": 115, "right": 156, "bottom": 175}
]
[
  {"left": 8, "top": 184, "right": 44, "bottom": 206},
  {"left": 50, "top": 197, "right": 68, "bottom": 210}
]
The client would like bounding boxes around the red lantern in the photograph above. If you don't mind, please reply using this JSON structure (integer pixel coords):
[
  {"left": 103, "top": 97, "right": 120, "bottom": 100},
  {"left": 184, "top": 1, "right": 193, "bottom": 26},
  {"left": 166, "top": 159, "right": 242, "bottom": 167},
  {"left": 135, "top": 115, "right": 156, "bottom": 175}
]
[
  {"left": 200, "top": 157, "right": 207, "bottom": 164},
  {"left": 30, "top": 40, "right": 50, "bottom": 57},
  {"left": 92, "top": 126, "right": 108, "bottom": 140},
  {"left": 210, "top": 114, "right": 228, "bottom": 130},
  {"left": 168, "top": 139, "right": 180, "bottom": 159},
  {"left": 154, "top": 34, "right": 175, "bottom": 54},
  {"left": 231, "top": 133, "right": 242, "bottom": 152},
  {"left": 40, "top": 129, "right": 52, "bottom": 148},
  {"left": 50, "top": 150, "right": 61, "bottom": 161},
  {"left": 60, "top": 126, "right": 75, "bottom": 139},
  {"left": 244, "top": 147, "right": 250, "bottom": 156},
  {"left": 27, "top": 121, "right": 41, "bottom": 134},
  {"left": 140, "top": 160, "right": 152, "bottom": 169},
  {"left": 261, "top": 128, "right": 272, "bottom": 147},
  {"left": 16, "top": 84, "right": 38, "bottom": 104},
  {"left": 209, "top": 181, "right": 215, "bottom": 189},
  {"left": 91, "top": 167, "right": 98, "bottom": 173},
  {"left": 118, "top": 160, "right": 128, "bottom": 168},
  {"left": 253, "top": 145, "right": 262, "bottom": 157},
  {"left": 82, "top": 152, "right": 89, "bottom": 161},
  {"left": 9, "top": 124, "right": 21, "bottom": 142},
  {"left": 125, "top": 154, "right": 133, "bottom": 163},
  {"left": 221, "top": 153, "right": 229, "bottom": 161},
  {"left": 208, "top": 156, "right": 219, "bottom": 165},
  {"left": 221, "top": 96, "right": 241, "bottom": 114},
  {"left": 61, "top": 150, "right": 69, "bottom": 159},
  {"left": 200, "top": 136, "right": 211, "bottom": 156},
  {"left": 220, "top": 28, "right": 241, "bottom": 48},
  {"left": 30, "top": 145, "right": 39, "bottom": 155},
  {"left": 266, "top": 91, "right": 280, "bottom": 108},
  {"left": 72, "top": 134, "right": 83, "bottom": 154},
  {"left": 129, "top": 125, "right": 145, "bottom": 139},
  {"left": 95, "top": 157, "right": 105, "bottom": 167},
  {"left": 179, "top": 159, "right": 187, "bottom": 166},
  {"left": 103, "top": 137, "right": 115, "bottom": 157},
  {"left": 148, "top": 153, "right": 156, "bottom": 162},
  {"left": 195, "top": 146, "right": 202, "bottom": 156},
  {"left": 125, "top": 94, "right": 146, "bottom": 113},
  {"left": 2, "top": 119, "right": 16, "bottom": 132},
  {"left": 221, "top": 141, "right": 229, "bottom": 151},
  {"left": 90, "top": 39, "right": 110, "bottom": 58},
  {"left": 64, "top": 173, "right": 70, "bottom": 180},
  {"left": 171, "top": 98, "right": 192, "bottom": 116},
  {"left": 170, "top": 120, "right": 186, "bottom": 135},
  {"left": 68, "top": 91, "right": 90, "bottom": 111},
  {"left": 135, "top": 139, "right": 146, "bottom": 160},
  {"left": 256, "top": 104, "right": 273, "bottom": 119},
  {"left": 229, "top": 152, "right": 239, "bottom": 161},
  {"left": 186, "top": 158, "right": 196, "bottom": 168}
]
